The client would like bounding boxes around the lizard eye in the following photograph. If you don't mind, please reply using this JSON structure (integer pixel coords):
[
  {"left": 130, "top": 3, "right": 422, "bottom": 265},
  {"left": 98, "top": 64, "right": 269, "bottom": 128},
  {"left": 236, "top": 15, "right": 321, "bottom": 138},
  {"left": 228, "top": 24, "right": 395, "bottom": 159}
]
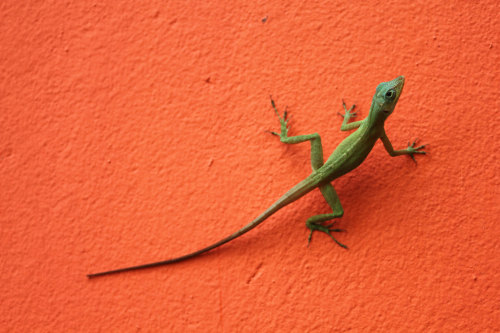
[{"left": 385, "top": 89, "right": 395, "bottom": 100}]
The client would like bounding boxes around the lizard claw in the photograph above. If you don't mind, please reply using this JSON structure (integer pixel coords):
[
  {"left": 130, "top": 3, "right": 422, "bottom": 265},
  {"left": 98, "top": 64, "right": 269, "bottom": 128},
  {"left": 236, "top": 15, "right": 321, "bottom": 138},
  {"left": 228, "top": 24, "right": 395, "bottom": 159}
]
[{"left": 267, "top": 130, "right": 279, "bottom": 136}]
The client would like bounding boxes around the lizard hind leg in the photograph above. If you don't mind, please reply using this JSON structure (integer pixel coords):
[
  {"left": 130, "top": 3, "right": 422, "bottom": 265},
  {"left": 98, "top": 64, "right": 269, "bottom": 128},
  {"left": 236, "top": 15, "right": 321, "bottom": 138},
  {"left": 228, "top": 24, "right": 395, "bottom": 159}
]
[
  {"left": 269, "top": 97, "right": 324, "bottom": 171},
  {"left": 306, "top": 183, "right": 348, "bottom": 249}
]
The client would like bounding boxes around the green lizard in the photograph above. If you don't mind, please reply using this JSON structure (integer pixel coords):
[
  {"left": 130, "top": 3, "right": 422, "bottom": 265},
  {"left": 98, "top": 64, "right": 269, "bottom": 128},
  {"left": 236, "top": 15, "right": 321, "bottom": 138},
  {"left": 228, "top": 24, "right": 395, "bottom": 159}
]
[{"left": 88, "top": 76, "right": 426, "bottom": 278}]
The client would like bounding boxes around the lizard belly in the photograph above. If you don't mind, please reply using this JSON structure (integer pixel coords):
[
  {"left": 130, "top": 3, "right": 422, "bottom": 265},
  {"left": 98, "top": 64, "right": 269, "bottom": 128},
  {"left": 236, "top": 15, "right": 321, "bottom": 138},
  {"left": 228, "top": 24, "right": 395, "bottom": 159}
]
[{"left": 323, "top": 132, "right": 378, "bottom": 180}]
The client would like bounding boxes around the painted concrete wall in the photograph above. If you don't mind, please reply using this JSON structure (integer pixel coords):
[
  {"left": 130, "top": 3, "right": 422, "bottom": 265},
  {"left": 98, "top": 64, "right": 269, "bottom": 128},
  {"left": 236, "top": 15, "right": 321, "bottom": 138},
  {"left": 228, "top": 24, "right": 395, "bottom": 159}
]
[{"left": 1, "top": 1, "right": 498, "bottom": 331}]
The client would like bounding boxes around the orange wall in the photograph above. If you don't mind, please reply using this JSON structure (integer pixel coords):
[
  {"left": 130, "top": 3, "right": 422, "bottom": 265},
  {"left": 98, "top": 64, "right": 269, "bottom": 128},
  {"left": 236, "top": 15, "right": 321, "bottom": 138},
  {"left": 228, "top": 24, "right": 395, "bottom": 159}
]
[{"left": 1, "top": 1, "right": 499, "bottom": 331}]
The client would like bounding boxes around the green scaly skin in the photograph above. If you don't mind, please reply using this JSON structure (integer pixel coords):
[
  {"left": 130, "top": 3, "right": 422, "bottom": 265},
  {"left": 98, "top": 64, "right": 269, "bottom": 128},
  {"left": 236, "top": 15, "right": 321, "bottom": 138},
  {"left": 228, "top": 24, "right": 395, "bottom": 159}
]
[{"left": 88, "top": 76, "right": 426, "bottom": 278}]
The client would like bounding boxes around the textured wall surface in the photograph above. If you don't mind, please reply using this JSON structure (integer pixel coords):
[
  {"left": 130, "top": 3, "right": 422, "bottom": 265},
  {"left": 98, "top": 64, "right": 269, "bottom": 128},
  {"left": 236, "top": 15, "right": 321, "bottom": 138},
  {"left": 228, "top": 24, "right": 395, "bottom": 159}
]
[{"left": 1, "top": 1, "right": 499, "bottom": 331}]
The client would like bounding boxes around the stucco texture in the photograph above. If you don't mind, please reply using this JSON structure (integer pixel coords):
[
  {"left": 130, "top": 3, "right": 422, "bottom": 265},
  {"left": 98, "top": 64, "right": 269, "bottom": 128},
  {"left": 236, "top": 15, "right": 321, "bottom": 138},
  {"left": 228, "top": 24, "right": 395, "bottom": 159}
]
[{"left": 1, "top": 1, "right": 499, "bottom": 332}]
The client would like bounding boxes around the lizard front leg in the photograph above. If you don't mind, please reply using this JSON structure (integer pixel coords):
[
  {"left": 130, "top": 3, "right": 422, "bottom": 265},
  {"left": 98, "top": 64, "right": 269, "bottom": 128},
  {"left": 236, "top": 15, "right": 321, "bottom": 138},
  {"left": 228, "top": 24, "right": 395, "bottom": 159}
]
[{"left": 380, "top": 133, "right": 426, "bottom": 163}]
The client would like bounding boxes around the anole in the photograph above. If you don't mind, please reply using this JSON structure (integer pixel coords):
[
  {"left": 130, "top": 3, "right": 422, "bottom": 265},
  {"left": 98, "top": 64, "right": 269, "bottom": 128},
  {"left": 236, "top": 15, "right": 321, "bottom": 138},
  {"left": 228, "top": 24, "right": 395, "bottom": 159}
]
[{"left": 88, "top": 76, "right": 426, "bottom": 278}]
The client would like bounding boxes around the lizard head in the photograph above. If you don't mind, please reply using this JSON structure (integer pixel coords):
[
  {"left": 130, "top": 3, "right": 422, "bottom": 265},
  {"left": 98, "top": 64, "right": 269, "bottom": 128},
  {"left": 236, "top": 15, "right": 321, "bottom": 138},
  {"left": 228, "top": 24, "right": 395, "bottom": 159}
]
[{"left": 371, "top": 76, "right": 405, "bottom": 120}]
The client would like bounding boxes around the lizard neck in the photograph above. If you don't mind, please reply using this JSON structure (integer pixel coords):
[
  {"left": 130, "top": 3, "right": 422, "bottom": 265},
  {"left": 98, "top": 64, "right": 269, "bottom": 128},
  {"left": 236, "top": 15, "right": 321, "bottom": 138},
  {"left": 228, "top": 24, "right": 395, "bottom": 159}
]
[{"left": 365, "top": 99, "right": 386, "bottom": 134}]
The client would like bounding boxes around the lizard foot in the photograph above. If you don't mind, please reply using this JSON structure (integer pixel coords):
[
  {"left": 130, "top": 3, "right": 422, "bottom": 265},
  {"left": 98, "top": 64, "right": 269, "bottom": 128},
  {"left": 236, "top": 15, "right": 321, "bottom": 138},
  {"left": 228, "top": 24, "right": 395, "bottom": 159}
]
[
  {"left": 306, "top": 221, "right": 348, "bottom": 249},
  {"left": 406, "top": 138, "right": 426, "bottom": 163},
  {"left": 269, "top": 96, "right": 290, "bottom": 138},
  {"left": 337, "top": 99, "right": 357, "bottom": 120}
]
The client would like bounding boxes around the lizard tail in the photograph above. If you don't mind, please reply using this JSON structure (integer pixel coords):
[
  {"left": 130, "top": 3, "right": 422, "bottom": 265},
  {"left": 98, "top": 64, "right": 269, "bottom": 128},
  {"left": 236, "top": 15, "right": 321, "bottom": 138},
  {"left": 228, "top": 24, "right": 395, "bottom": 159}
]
[{"left": 87, "top": 174, "right": 320, "bottom": 278}]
